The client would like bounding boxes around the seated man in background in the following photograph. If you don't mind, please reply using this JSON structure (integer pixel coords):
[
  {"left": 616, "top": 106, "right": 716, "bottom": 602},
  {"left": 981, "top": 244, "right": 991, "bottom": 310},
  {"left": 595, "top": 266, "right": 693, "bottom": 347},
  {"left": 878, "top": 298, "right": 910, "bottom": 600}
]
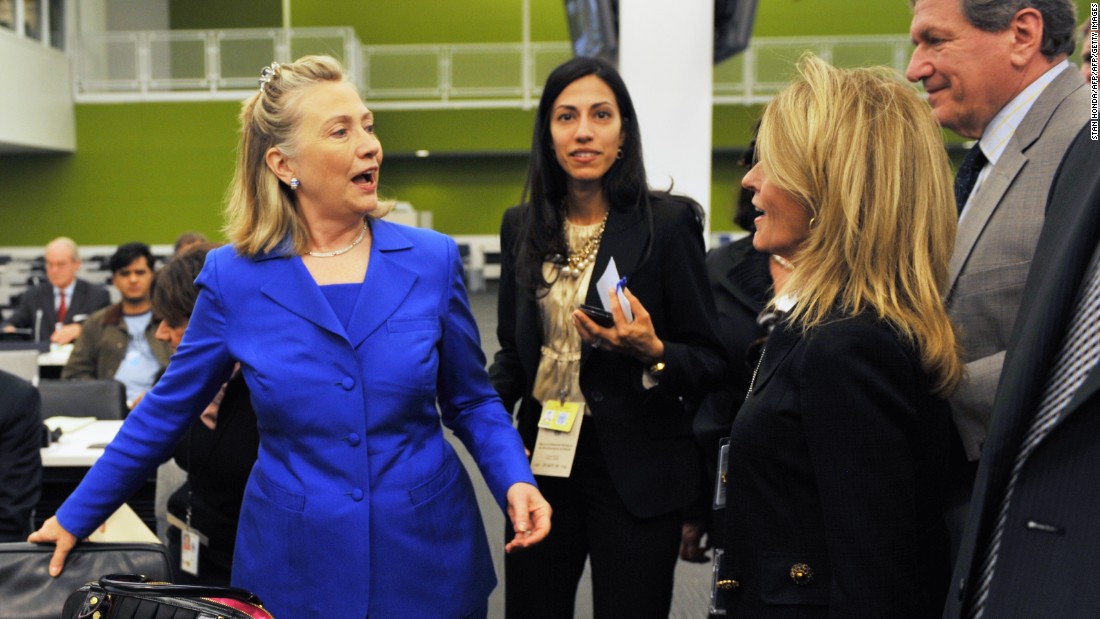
[
  {"left": 0, "top": 369, "right": 42, "bottom": 542},
  {"left": 62, "top": 243, "right": 171, "bottom": 408},
  {"left": 172, "top": 231, "right": 208, "bottom": 257},
  {"left": 1, "top": 237, "right": 111, "bottom": 344}
]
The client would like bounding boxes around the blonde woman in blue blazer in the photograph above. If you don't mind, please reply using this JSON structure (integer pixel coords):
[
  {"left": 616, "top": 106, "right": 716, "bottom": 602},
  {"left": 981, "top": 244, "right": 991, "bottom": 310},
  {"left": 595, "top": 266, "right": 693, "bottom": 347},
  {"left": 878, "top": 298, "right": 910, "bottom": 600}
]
[{"left": 30, "top": 56, "right": 551, "bottom": 619}]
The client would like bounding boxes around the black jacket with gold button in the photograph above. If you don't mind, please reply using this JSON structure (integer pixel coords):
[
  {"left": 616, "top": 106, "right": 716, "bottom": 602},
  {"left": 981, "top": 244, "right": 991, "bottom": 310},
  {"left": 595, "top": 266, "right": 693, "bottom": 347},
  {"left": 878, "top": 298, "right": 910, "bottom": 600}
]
[{"left": 719, "top": 312, "right": 951, "bottom": 618}]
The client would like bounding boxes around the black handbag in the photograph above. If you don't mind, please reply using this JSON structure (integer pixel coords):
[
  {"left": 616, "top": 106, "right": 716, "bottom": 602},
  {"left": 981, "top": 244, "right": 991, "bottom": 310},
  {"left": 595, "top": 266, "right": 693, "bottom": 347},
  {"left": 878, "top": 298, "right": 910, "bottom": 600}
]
[
  {"left": 0, "top": 542, "right": 173, "bottom": 619},
  {"left": 63, "top": 574, "right": 274, "bottom": 618}
]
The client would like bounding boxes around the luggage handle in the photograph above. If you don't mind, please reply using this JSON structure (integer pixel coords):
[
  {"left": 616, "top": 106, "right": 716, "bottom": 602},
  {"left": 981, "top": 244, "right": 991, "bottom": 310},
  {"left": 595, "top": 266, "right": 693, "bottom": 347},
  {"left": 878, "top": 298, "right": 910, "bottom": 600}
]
[{"left": 99, "top": 574, "right": 264, "bottom": 605}]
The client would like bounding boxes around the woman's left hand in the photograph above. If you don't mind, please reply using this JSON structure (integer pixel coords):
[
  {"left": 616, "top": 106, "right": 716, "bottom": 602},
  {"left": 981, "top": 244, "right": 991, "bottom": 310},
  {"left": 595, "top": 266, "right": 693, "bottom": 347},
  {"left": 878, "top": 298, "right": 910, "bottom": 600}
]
[
  {"left": 572, "top": 287, "right": 664, "bottom": 364},
  {"left": 504, "top": 482, "right": 552, "bottom": 553}
]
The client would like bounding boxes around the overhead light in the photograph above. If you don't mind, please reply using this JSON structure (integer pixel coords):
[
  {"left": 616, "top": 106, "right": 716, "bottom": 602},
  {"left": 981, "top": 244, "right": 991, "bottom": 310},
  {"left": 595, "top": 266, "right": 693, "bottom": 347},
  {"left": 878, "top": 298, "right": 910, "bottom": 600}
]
[{"left": 415, "top": 150, "right": 431, "bottom": 158}]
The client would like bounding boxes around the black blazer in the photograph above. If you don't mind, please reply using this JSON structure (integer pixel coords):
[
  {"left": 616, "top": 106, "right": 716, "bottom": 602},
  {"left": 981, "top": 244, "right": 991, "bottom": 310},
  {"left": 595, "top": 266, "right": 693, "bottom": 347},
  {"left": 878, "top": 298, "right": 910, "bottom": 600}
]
[
  {"left": 490, "top": 195, "right": 726, "bottom": 518},
  {"left": 167, "top": 371, "right": 259, "bottom": 584},
  {"left": 687, "top": 237, "right": 771, "bottom": 533},
  {"left": 3, "top": 279, "right": 111, "bottom": 341},
  {"left": 720, "top": 313, "right": 951, "bottom": 618},
  {"left": 0, "top": 370, "right": 42, "bottom": 542},
  {"left": 944, "top": 126, "right": 1100, "bottom": 619}
]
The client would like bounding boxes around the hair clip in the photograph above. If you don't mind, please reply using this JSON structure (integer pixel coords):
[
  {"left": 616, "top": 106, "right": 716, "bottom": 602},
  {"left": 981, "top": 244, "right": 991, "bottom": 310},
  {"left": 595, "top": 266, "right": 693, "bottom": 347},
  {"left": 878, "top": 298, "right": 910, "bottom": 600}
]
[{"left": 258, "top": 62, "right": 281, "bottom": 92}]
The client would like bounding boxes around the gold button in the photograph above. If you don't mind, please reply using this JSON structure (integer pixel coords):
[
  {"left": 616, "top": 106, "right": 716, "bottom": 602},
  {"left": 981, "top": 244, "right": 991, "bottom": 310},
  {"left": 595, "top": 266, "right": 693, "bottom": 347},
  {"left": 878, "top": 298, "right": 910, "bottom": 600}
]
[
  {"left": 790, "top": 563, "right": 814, "bottom": 585},
  {"left": 715, "top": 579, "right": 740, "bottom": 590},
  {"left": 89, "top": 596, "right": 99, "bottom": 605}
]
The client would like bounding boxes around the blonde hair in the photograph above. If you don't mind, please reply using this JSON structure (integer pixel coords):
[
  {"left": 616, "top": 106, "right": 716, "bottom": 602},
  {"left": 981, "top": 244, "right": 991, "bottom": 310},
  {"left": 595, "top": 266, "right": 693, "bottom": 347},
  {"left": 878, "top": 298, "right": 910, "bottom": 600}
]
[
  {"left": 223, "top": 55, "right": 392, "bottom": 256},
  {"left": 759, "top": 54, "right": 963, "bottom": 396}
]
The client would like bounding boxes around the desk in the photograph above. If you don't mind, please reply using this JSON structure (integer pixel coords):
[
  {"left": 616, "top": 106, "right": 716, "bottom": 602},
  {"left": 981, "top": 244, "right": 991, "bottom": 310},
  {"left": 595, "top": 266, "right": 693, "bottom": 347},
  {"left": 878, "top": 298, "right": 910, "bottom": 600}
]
[
  {"left": 37, "top": 345, "right": 71, "bottom": 380},
  {"left": 42, "top": 419, "right": 121, "bottom": 467},
  {"left": 37, "top": 420, "right": 158, "bottom": 533}
]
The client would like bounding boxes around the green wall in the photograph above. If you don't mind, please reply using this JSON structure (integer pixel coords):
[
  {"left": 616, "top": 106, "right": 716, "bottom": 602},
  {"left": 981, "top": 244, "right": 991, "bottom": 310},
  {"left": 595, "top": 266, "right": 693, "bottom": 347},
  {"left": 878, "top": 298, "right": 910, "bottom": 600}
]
[{"left": 0, "top": 0, "right": 1091, "bottom": 245}]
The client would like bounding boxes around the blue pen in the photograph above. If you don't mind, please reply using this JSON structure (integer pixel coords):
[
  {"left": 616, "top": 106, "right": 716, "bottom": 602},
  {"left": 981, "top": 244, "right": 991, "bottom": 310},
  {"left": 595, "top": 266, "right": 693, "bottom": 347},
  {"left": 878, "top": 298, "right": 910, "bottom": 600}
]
[{"left": 615, "top": 276, "right": 628, "bottom": 293}]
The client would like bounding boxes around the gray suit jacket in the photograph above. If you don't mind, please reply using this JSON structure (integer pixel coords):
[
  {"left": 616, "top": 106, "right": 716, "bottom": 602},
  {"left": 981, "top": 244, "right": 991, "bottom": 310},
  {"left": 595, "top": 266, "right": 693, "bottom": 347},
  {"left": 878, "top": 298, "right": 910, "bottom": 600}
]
[{"left": 946, "top": 65, "right": 1087, "bottom": 460}]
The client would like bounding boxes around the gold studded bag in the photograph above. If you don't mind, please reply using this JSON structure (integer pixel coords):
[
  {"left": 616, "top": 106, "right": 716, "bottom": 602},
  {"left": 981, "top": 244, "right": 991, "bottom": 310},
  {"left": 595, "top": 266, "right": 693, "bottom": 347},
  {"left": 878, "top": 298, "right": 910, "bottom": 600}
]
[{"left": 62, "top": 574, "right": 275, "bottom": 619}]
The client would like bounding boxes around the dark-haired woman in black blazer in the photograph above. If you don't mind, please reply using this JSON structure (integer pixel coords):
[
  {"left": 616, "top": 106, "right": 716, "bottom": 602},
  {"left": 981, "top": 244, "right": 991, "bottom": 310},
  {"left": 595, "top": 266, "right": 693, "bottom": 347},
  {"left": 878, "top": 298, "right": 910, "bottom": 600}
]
[{"left": 490, "top": 56, "right": 725, "bottom": 618}]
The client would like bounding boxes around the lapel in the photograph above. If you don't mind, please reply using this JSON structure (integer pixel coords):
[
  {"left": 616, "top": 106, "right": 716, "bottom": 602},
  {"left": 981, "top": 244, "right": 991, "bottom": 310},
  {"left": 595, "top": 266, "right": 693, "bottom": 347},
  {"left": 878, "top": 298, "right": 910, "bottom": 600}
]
[
  {"left": 260, "top": 254, "right": 348, "bottom": 343},
  {"left": 516, "top": 289, "right": 541, "bottom": 379},
  {"left": 69, "top": 281, "right": 86, "bottom": 316},
  {"left": 581, "top": 208, "right": 646, "bottom": 366},
  {"left": 747, "top": 319, "right": 800, "bottom": 395},
  {"left": 583, "top": 208, "right": 646, "bottom": 307},
  {"left": 258, "top": 220, "right": 418, "bottom": 349},
  {"left": 948, "top": 149, "right": 1025, "bottom": 287},
  {"left": 39, "top": 285, "right": 58, "bottom": 325},
  {"left": 947, "top": 66, "right": 1081, "bottom": 289},
  {"left": 347, "top": 220, "right": 417, "bottom": 349}
]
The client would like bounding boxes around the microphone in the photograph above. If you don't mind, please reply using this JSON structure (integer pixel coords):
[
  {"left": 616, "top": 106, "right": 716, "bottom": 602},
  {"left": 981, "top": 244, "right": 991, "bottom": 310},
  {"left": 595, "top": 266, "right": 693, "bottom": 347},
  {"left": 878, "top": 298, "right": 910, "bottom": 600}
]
[{"left": 34, "top": 309, "right": 42, "bottom": 342}]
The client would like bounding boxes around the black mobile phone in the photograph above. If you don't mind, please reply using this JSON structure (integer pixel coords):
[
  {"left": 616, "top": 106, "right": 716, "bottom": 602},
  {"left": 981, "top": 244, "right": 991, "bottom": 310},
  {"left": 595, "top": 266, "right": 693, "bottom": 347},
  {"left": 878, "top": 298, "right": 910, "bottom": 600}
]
[{"left": 578, "top": 304, "right": 614, "bottom": 328}]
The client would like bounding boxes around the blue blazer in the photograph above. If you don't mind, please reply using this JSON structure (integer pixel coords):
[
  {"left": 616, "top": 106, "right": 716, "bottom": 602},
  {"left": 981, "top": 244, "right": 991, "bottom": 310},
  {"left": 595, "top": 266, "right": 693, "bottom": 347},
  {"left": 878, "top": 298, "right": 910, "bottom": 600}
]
[{"left": 56, "top": 220, "right": 536, "bottom": 618}]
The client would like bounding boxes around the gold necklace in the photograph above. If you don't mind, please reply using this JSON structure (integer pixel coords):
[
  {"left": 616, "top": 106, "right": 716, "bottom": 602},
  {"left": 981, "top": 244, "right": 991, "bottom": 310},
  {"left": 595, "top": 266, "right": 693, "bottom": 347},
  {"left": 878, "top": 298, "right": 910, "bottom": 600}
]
[
  {"left": 554, "top": 212, "right": 608, "bottom": 278},
  {"left": 307, "top": 221, "right": 368, "bottom": 258}
]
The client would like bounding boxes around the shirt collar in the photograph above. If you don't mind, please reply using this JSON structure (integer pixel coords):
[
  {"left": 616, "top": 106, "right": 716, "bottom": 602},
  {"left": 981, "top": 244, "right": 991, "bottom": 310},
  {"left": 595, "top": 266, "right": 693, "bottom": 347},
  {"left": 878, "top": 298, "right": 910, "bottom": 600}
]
[{"left": 56, "top": 280, "right": 77, "bottom": 300}]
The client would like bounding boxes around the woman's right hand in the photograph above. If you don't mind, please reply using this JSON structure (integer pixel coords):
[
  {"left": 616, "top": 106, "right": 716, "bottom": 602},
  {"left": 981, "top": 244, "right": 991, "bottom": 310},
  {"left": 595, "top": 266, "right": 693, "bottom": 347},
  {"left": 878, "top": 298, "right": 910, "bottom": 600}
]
[{"left": 27, "top": 516, "right": 79, "bottom": 577}]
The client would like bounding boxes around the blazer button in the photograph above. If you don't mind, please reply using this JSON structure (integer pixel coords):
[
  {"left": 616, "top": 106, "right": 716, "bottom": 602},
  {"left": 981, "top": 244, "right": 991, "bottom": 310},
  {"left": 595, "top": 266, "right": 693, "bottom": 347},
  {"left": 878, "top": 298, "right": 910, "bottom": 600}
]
[
  {"left": 715, "top": 579, "right": 740, "bottom": 590},
  {"left": 789, "top": 563, "right": 814, "bottom": 585},
  {"left": 347, "top": 433, "right": 361, "bottom": 446},
  {"left": 341, "top": 377, "right": 355, "bottom": 390},
  {"left": 590, "top": 390, "right": 604, "bottom": 402},
  {"left": 351, "top": 488, "right": 364, "bottom": 501}
]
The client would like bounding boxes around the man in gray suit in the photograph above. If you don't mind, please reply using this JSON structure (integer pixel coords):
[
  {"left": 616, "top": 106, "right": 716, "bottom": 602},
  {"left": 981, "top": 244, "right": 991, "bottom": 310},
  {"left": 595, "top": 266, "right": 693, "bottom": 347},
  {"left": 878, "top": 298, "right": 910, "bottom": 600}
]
[{"left": 907, "top": 0, "right": 1087, "bottom": 560}]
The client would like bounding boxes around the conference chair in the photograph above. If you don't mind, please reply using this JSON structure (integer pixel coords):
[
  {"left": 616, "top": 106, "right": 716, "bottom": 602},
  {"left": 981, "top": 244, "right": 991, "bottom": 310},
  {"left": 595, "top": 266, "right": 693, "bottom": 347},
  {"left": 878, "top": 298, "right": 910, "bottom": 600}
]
[
  {"left": 38, "top": 379, "right": 128, "bottom": 420},
  {"left": 0, "top": 542, "right": 173, "bottom": 619}
]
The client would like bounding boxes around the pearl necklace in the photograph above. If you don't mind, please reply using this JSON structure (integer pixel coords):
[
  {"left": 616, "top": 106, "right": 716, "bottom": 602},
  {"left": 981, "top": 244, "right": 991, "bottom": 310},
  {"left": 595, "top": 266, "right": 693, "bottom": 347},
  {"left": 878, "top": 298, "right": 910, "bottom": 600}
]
[
  {"left": 553, "top": 212, "right": 608, "bottom": 278},
  {"left": 772, "top": 254, "right": 795, "bottom": 270},
  {"left": 307, "top": 220, "right": 368, "bottom": 258}
]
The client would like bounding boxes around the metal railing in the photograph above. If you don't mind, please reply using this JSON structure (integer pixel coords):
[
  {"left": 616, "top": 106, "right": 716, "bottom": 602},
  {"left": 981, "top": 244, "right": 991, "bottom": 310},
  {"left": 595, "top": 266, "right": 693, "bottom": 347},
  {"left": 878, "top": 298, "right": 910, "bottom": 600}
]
[
  {"left": 72, "top": 29, "right": 913, "bottom": 107},
  {"left": 73, "top": 27, "right": 360, "bottom": 102}
]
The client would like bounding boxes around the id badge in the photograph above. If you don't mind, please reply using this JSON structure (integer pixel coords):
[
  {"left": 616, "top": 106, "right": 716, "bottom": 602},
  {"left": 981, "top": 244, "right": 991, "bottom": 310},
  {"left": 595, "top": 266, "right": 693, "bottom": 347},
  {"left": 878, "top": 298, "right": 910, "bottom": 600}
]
[
  {"left": 713, "top": 438, "right": 730, "bottom": 509},
  {"left": 180, "top": 528, "right": 200, "bottom": 577},
  {"left": 708, "top": 548, "right": 729, "bottom": 615},
  {"left": 537, "top": 400, "right": 581, "bottom": 432},
  {"left": 530, "top": 401, "right": 585, "bottom": 478}
]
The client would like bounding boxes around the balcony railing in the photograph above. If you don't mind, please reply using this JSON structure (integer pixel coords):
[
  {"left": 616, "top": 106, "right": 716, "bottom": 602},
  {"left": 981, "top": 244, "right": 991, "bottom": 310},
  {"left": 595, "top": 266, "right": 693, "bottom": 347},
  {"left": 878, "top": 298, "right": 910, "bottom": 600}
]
[
  {"left": 73, "top": 27, "right": 361, "bottom": 102},
  {"left": 72, "top": 29, "right": 914, "bottom": 108}
]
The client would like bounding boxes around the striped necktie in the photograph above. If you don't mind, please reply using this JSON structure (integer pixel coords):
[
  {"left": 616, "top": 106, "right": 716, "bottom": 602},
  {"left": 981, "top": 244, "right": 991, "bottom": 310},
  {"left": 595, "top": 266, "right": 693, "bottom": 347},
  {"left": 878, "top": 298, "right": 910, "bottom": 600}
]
[{"left": 968, "top": 255, "right": 1100, "bottom": 617}]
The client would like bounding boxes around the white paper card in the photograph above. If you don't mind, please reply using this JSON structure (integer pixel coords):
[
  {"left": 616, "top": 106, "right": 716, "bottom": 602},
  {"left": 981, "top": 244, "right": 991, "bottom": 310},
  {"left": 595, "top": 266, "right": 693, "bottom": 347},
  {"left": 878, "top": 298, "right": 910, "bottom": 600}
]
[
  {"left": 530, "top": 410, "right": 585, "bottom": 478},
  {"left": 595, "top": 257, "right": 634, "bottom": 322}
]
